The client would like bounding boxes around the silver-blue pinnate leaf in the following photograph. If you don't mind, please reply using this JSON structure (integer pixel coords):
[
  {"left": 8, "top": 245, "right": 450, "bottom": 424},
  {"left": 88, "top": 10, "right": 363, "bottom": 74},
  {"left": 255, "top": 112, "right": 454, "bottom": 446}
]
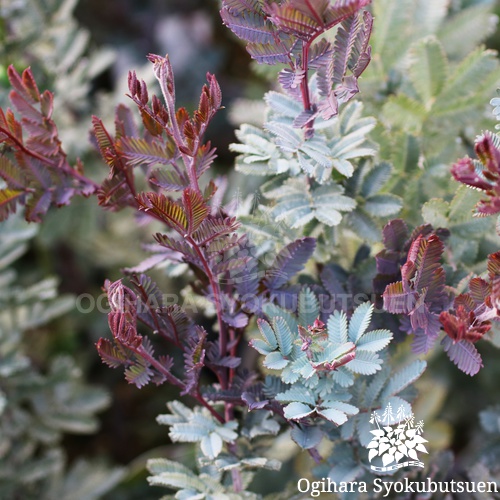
[
  {"left": 265, "top": 90, "right": 304, "bottom": 119},
  {"left": 364, "top": 194, "right": 403, "bottom": 217},
  {"left": 360, "top": 162, "right": 393, "bottom": 198},
  {"left": 380, "top": 360, "right": 427, "bottom": 400},
  {"left": 147, "top": 458, "right": 207, "bottom": 491},
  {"left": 273, "top": 316, "right": 293, "bottom": 356},
  {"left": 263, "top": 302, "right": 299, "bottom": 335},
  {"left": 329, "top": 367, "right": 355, "bottom": 388},
  {"left": 266, "top": 121, "right": 302, "bottom": 152},
  {"left": 317, "top": 401, "right": 358, "bottom": 426},
  {"left": 298, "top": 287, "right": 320, "bottom": 327},
  {"left": 348, "top": 302, "right": 373, "bottom": 343},
  {"left": 251, "top": 338, "right": 276, "bottom": 355},
  {"left": 345, "top": 350, "right": 382, "bottom": 375},
  {"left": 200, "top": 433, "right": 223, "bottom": 459},
  {"left": 256, "top": 318, "right": 278, "bottom": 349},
  {"left": 287, "top": 353, "right": 316, "bottom": 381},
  {"left": 283, "top": 401, "right": 315, "bottom": 420},
  {"left": 291, "top": 425, "right": 324, "bottom": 450},
  {"left": 328, "top": 309, "right": 349, "bottom": 344},
  {"left": 312, "top": 184, "right": 357, "bottom": 226},
  {"left": 264, "top": 351, "right": 289, "bottom": 370},
  {"left": 356, "top": 329, "right": 393, "bottom": 352},
  {"left": 276, "top": 385, "right": 316, "bottom": 406}
]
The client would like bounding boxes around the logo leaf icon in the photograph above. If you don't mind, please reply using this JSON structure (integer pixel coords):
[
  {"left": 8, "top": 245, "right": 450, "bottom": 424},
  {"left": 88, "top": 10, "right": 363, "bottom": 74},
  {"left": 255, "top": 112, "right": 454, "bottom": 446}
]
[
  {"left": 416, "top": 444, "right": 428, "bottom": 454},
  {"left": 382, "top": 452, "right": 395, "bottom": 466}
]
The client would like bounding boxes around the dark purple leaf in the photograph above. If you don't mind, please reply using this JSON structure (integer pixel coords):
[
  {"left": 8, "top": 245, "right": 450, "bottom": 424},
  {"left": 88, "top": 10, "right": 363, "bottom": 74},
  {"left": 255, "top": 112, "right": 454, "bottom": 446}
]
[
  {"left": 452, "top": 132, "right": 500, "bottom": 216},
  {"left": 247, "top": 42, "right": 294, "bottom": 65},
  {"left": 308, "top": 38, "right": 333, "bottom": 69},
  {"left": 124, "top": 253, "right": 171, "bottom": 274},
  {"left": 382, "top": 219, "right": 408, "bottom": 251},
  {"left": 264, "top": 237, "right": 316, "bottom": 290},
  {"left": 242, "top": 390, "right": 268, "bottom": 410},
  {"left": 411, "top": 328, "right": 438, "bottom": 355},
  {"left": 442, "top": 337, "right": 483, "bottom": 376},
  {"left": 181, "top": 326, "right": 207, "bottom": 396},
  {"left": 220, "top": 9, "right": 275, "bottom": 44}
]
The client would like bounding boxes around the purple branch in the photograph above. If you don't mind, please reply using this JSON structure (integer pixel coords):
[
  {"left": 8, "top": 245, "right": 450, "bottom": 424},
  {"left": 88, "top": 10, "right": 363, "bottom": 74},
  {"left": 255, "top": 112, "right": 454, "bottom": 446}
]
[
  {"left": 0, "top": 125, "right": 99, "bottom": 191},
  {"left": 137, "top": 343, "right": 225, "bottom": 423},
  {"left": 149, "top": 54, "right": 201, "bottom": 195},
  {"left": 187, "top": 235, "right": 229, "bottom": 389}
]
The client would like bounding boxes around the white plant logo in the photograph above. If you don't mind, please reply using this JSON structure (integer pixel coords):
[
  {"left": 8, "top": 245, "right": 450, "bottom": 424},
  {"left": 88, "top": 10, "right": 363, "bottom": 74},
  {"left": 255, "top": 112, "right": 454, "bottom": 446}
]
[{"left": 367, "top": 403, "right": 428, "bottom": 472}]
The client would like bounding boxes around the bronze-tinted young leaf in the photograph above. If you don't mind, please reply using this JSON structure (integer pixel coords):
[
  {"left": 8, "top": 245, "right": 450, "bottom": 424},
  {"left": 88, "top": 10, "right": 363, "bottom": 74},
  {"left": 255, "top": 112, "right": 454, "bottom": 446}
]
[
  {"left": 488, "top": 251, "right": 500, "bottom": 309},
  {"left": 149, "top": 168, "right": 189, "bottom": 191},
  {"left": 154, "top": 232, "right": 200, "bottom": 265},
  {"left": 183, "top": 188, "right": 209, "bottom": 234},
  {"left": 265, "top": 3, "right": 323, "bottom": 39},
  {"left": 0, "top": 157, "right": 25, "bottom": 190},
  {"left": 193, "top": 74, "right": 222, "bottom": 134},
  {"left": 469, "top": 277, "right": 491, "bottom": 306},
  {"left": 213, "top": 256, "right": 251, "bottom": 276},
  {"left": 181, "top": 326, "right": 207, "bottom": 396},
  {"left": 308, "top": 38, "right": 334, "bottom": 69},
  {"left": 0, "top": 188, "right": 25, "bottom": 220},
  {"left": 383, "top": 281, "right": 413, "bottom": 314},
  {"left": 117, "top": 137, "right": 173, "bottom": 168},
  {"left": 157, "top": 304, "right": 195, "bottom": 344},
  {"left": 106, "top": 280, "right": 143, "bottom": 350},
  {"left": 383, "top": 233, "right": 448, "bottom": 349},
  {"left": 115, "top": 103, "right": 139, "bottom": 140},
  {"left": 137, "top": 192, "right": 188, "bottom": 232},
  {"left": 247, "top": 41, "right": 295, "bottom": 65},
  {"left": 92, "top": 116, "right": 124, "bottom": 173},
  {"left": 439, "top": 305, "right": 490, "bottom": 344},
  {"left": 382, "top": 219, "right": 409, "bottom": 251},
  {"left": 24, "top": 189, "right": 52, "bottom": 223},
  {"left": 192, "top": 216, "right": 240, "bottom": 245},
  {"left": 96, "top": 338, "right": 128, "bottom": 369},
  {"left": 412, "top": 235, "right": 445, "bottom": 291},
  {"left": 195, "top": 142, "right": 218, "bottom": 178},
  {"left": 0, "top": 67, "right": 97, "bottom": 221},
  {"left": 452, "top": 132, "right": 500, "bottom": 216},
  {"left": 124, "top": 362, "right": 154, "bottom": 388},
  {"left": 8, "top": 66, "right": 40, "bottom": 104},
  {"left": 98, "top": 176, "right": 135, "bottom": 211}
]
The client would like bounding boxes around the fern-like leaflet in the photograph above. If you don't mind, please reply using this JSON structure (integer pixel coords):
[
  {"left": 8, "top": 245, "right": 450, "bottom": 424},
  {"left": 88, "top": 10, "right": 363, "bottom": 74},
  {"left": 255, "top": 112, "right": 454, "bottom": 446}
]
[
  {"left": 452, "top": 131, "right": 500, "bottom": 220},
  {"left": 221, "top": 0, "right": 373, "bottom": 137},
  {"left": 380, "top": 218, "right": 500, "bottom": 375},
  {"left": 0, "top": 67, "right": 97, "bottom": 221}
]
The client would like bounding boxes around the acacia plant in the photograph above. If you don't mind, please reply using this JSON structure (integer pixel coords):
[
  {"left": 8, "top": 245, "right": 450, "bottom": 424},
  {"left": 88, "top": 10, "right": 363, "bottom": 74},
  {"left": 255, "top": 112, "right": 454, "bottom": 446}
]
[{"left": 1, "top": 0, "right": 500, "bottom": 497}]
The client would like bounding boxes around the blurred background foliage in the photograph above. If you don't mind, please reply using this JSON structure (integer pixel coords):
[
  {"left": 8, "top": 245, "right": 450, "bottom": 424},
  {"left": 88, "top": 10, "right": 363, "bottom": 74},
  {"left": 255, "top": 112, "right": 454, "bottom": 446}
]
[{"left": 2, "top": 0, "right": 500, "bottom": 498}]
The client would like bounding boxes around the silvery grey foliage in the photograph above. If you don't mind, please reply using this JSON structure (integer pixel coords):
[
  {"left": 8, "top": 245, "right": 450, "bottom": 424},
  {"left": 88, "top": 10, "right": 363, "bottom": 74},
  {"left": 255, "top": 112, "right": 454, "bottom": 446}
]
[{"left": 0, "top": 216, "right": 123, "bottom": 499}]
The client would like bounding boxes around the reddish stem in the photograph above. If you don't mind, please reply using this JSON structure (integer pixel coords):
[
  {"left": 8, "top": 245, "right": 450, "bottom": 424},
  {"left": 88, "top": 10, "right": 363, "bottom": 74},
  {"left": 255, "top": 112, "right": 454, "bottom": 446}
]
[
  {"left": 137, "top": 344, "right": 225, "bottom": 423},
  {"left": 137, "top": 344, "right": 183, "bottom": 388},
  {"left": 0, "top": 126, "right": 100, "bottom": 190},
  {"left": 155, "top": 59, "right": 201, "bottom": 195},
  {"left": 300, "top": 43, "right": 314, "bottom": 138},
  {"left": 186, "top": 235, "right": 229, "bottom": 389},
  {"left": 297, "top": 9, "right": 361, "bottom": 137}
]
